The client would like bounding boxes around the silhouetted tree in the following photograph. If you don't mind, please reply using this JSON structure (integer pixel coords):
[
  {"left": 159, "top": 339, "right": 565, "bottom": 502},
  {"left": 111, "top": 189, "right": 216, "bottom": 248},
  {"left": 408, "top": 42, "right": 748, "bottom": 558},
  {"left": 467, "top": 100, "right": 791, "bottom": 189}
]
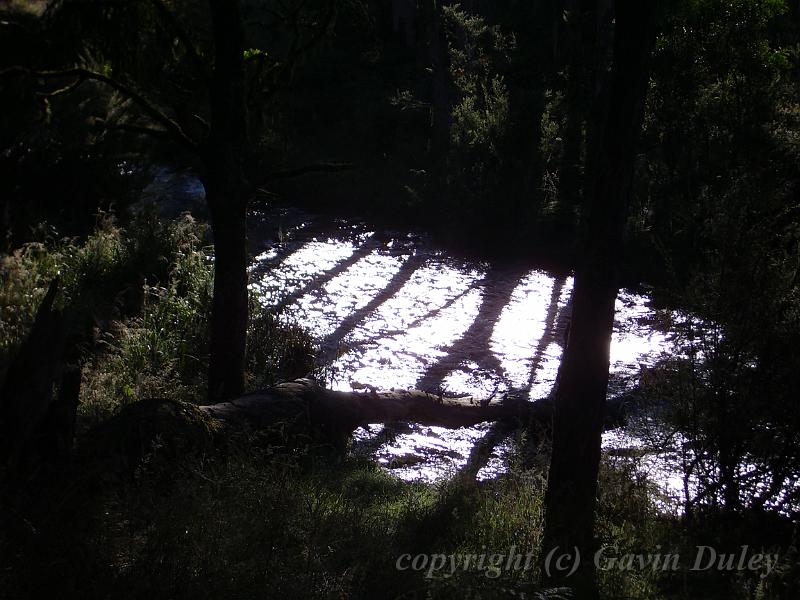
[
  {"left": 540, "top": 1, "right": 660, "bottom": 596},
  {"left": 204, "top": 0, "right": 248, "bottom": 401}
]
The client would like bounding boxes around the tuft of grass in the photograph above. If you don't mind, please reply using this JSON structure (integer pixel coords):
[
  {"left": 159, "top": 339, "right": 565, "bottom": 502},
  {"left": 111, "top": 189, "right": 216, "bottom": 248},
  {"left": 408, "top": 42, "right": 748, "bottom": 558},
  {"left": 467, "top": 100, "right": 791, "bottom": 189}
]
[
  {"left": 246, "top": 301, "right": 316, "bottom": 390},
  {"left": 0, "top": 240, "right": 62, "bottom": 361}
]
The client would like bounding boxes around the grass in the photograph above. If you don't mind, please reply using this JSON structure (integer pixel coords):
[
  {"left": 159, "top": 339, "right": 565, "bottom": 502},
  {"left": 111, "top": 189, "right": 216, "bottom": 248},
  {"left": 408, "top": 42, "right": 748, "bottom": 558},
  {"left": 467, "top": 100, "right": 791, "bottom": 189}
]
[
  {"left": 13, "top": 432, "right": 785, "bottom": 600},
  {"left": 0, "top": 210, "right": 316, "bottom": 428},
  {"left": 0, "top": 438, "right": 554, "bottom": 599}
]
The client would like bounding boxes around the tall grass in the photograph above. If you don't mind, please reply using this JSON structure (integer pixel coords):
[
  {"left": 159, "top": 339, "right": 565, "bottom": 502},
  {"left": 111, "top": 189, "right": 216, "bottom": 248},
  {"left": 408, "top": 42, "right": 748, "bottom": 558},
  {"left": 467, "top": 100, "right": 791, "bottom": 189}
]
[{"left": 0, "top": 210, "right": 315, "bottom": 427}]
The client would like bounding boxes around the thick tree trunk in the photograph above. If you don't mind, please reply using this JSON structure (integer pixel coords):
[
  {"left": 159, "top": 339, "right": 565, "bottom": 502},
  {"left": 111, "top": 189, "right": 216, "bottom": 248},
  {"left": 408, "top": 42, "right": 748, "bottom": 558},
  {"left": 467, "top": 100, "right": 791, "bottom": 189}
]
[
  {"left": 205, "top": 0, "right": 248, "bottom": 402},
  {"left": 541, "top": 2, "right": 659, "bottom": 596}
]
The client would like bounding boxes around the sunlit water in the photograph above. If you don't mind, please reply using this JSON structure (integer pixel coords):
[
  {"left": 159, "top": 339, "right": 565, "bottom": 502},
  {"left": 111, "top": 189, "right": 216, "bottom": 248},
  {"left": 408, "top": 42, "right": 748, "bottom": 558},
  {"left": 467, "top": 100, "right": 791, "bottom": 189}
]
[
  {"left": 246, "top": 207, "right": 677, "bottom": 485},
  {"left": 137, "top": 167, "right": 795, "bottom": 515}
]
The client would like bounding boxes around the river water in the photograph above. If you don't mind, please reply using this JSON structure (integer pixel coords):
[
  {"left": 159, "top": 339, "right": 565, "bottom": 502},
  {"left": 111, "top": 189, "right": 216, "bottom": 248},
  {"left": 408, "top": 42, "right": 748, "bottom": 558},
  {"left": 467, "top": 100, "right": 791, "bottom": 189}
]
[
  {"left": 138, "top": 166, "right": 797, "bottom": 514},
  {"left": 245, "top": 205, "right": 678, "bottom": 484}
]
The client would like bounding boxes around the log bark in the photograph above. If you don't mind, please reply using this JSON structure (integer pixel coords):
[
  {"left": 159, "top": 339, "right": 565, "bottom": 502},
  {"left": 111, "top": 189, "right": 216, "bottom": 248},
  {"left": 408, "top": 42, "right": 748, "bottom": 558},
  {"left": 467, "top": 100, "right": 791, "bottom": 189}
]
[{"left": 202, "top": 379, "right": 552, "bottom": 438}]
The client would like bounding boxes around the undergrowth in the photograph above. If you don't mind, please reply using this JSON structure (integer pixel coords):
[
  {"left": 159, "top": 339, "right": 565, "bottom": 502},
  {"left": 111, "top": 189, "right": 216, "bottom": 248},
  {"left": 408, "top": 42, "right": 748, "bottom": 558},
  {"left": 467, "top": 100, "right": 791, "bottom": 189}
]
[{"left": 0, "top": 211, "right": 316, "bottom": 428}]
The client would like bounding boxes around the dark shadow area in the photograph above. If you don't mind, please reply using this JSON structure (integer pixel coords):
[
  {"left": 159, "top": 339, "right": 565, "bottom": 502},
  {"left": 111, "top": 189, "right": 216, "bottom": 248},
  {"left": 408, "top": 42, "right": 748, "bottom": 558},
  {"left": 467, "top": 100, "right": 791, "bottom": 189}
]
[
  {"left": 346, "top": 276, "right": 483, "bottom": 351},
  {"left": 247, "top": 215, "right": 341, "bottom": 281},
  {"left": 521, "top": 275, "right": 570, "bottom": 400},
  {"left": 248, "top": 244, "right": 301, "bottom": 283}
]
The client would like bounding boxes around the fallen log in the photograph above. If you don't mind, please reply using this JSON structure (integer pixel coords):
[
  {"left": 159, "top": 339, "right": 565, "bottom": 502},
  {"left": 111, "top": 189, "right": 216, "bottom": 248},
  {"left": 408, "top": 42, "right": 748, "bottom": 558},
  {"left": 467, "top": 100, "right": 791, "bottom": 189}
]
[
  {"left": 202, "top": 379, "right": 552, "bottom": 432},
  {"left": 85, "top": 379, "right": 553, "bottom": 466},
  {"left": 84, "top": 378, "right": 633, "bottom": 473}
]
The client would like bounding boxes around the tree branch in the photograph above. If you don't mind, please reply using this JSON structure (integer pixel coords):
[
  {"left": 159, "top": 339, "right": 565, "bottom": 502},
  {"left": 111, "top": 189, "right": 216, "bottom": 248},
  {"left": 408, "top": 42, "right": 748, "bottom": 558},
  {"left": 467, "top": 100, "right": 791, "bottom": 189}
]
[
  {"left": 35, "top": 77, "right": 83, "bottom": 99},
  {"left": 249, "top": 0, "right": 336, "bottom": 100},
  {"left": 1, "top": 66, "right": 199, "bottom": 153}
]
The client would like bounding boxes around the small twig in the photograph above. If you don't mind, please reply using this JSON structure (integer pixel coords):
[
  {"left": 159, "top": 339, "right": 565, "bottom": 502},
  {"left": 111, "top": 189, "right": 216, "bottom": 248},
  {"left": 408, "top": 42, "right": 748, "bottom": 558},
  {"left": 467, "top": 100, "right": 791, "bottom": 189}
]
[{"left": 103, "top": 122, "right": 177, "bottom": 142}]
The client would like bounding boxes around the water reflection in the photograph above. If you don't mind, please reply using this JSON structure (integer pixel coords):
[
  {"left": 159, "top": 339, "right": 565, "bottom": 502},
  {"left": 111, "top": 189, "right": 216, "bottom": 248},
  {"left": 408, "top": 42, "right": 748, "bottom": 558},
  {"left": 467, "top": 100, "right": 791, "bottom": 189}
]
[
  {"left": 248, "top": 215, "right": 675, "bottom": 483},
  {"left": 142, "top": 168, "right": 785, "bottom": 509}
]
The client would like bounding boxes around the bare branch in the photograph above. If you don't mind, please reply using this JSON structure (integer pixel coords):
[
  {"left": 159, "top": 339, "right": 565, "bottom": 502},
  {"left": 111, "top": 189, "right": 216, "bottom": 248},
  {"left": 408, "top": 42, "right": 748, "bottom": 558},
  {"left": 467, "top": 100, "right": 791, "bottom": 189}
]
[
  {"left": 1, "top": 66, "right": 199, "bottom": 153},
  {"left": 250, "top": 0, "right": 335, "bottom": 100},
  {"left": 35, "top": 77, "right": 83, "bottom": 99},
  {"left": 292, "top": 0, "right": 335, "bottom": 59},
  {"left": 190, "top": 112, "right": 210, "bottom": 134}
]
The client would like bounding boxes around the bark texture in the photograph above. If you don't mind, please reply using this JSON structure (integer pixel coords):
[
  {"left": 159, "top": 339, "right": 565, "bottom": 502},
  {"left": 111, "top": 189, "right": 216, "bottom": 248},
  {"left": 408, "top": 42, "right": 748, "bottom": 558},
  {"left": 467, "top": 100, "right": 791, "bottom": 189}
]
[{"left": 85, "top": 378, "right": 633, "bottom": 476}]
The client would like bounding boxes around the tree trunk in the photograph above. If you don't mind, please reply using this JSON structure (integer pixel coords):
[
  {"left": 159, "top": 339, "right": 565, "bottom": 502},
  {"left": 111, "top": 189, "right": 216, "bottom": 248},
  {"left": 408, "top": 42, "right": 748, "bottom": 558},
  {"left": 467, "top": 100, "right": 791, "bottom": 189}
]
[
  {"left": 206, "top": 186, "right": 248, "bottom": 402},
  {"left": 555, "top": 0, "right": 595, "bottom": 222},
  {"left": 570, "top": 0, "right": 613, "bottom": 219},
  {"left": 541, "top": 2, "right": 659, "bottom": 596},
  {"left": 205, "top": 0, "right": 248, "bottom": 402},
  {"left": 0, "top": 278, "right": 69, "bottom": 480},
  {"left": 420, "top": 0, "right": 451, "bottom": 164}
]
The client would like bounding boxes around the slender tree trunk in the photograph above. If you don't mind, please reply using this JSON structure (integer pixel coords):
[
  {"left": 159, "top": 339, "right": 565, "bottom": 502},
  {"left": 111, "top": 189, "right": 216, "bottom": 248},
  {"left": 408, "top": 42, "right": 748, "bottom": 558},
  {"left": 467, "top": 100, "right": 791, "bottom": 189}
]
[
  {"left": 205, "top": 0, "right": 248, "bottom": 402},
  {"left": 555, "top": 0, "right": 595, "bottom": 222},
  {"left": 500, "top": 0, "right": 555, "bottom": 229},
  {"left": 557, "top": 73, "right": 584, "bottom": 223},
  {"left": 420, "top": 0, "right": 451, "bottom": 164},
  {"left": 206, "top": 181, "right": 248, "bottom": 402},
  {"left": 541, "top": 2, "right": 659, "bottom": 596},
  {"left": 581, "top": 0, "right": 614, "bottom": 207}
]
